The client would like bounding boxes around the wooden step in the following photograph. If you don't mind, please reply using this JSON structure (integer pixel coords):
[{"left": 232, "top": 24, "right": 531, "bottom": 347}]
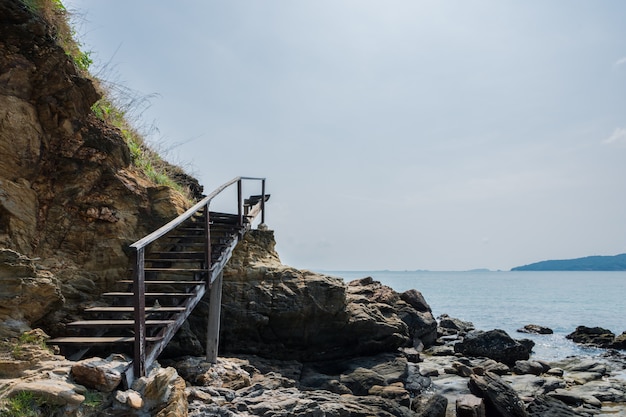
[
  {"left": 148, "top": 251, "right": 204, "bottom": 258},
  {"left": 144, "top": 268, "right": 208, "bottom": 273},
  {"left": 145, "top": 258, "right": 204, "bottom": 263},
  {"left": 102, "top": 292, "right": 194, "bottom": 297},
  {"left": 48, "top": 336, "right": 162, "bottom": 345},
  {"left": 117, "top": 280, "right": 204, "bottom": 285},
  {"left": 85, "top": 306, "right": 186, "bottom": 313},
  {"left": 67, "top": 319, "right": 176, "bottom": 328}
]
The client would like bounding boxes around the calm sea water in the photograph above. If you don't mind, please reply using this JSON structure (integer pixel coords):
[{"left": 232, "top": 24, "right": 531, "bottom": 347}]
[{"left": 321, "top": 270, "right": 626, "bottom": 361}]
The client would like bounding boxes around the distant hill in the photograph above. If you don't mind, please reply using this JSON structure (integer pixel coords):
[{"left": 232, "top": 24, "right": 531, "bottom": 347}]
[{"left": 512, "top": 254, "right": 626, "bottom": 271}]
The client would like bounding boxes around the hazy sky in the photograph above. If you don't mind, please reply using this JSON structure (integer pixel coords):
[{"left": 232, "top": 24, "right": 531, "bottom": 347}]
[{"left": 64, "top": 1, "right": 626, "bottom": 271}]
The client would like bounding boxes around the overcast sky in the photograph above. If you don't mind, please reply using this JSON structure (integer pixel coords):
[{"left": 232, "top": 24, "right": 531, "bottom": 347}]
[{"left": 64, "top": 0, "right": 626, "bottom": 271}]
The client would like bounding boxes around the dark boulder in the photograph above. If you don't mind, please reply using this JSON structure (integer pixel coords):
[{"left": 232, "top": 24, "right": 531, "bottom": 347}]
[
  {"left": 454, "top": 330, "right": 533, "bottom": 366},
  {"left": 566, "top": 326, "right": 615, "bottom": 348},
  {"left": 438, "top": 314, "right": 475, "bottom": 335},
  {"left": 517, "top": 324, "right": 553, "bottom": 335}
]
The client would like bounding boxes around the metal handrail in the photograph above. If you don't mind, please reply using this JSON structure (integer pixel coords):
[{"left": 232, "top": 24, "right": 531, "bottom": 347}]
[
  {"left": 130, "top": 176, "right": 265, "bottom": 250},
  {"left": 129, "top": 176, "right": 266, "bottom": 377}
]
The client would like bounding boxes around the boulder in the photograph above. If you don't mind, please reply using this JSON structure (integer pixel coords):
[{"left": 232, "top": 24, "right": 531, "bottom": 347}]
[
  {"left": 468, "top": 372, "right": 528, "bottom": 417},
  {"left": 438, "top": 314, "right": 475, "bottom": 335},
  {"left": 7, "top": 379, "right": 85, "bottom": 406},
  {"left": 410, "top": 393, "right": 448, "bottom": 417},
  {"left": 526, "top": 395, "right": 581, "bottom": 417},
  {"left": 517, "top": 324, "right": 553, "bottom": 335},
  {"left": 566, "top": 326, "right": 615, "bottom": 348},
  {"left": 71, "top": 354, "right": 130, "bottom": 392},
  {"left": 512, "top": 360, "right": 550, "bottom": 376},
  {"left": 454, "top": 330, "right": 533, "bottom": 366},
  {"left": 456, "top": 394, "right": 486, "bottom": 417}
]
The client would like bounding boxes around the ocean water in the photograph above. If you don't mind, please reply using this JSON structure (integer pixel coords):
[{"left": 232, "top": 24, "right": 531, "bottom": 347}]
[{"left": 321, "top": 270, "right": 626, "bottom": 361}]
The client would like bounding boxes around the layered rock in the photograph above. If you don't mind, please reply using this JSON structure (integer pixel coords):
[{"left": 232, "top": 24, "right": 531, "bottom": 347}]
[
  {"left": 0, "top": 249, "right": 63, "bottom": 337},
  {"left": 0, "top": 0, "right": 193, "bottom": 337}
]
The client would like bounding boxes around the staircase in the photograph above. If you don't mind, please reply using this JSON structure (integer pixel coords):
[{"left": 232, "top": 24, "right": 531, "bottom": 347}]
[{"left": 48, "top": 177, "right": 268, "bottom": 382}]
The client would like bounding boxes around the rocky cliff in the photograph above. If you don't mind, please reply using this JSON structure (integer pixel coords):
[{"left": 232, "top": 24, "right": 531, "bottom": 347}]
[
  {"left": 0, "top": 0, "right": 192, "bottom": 338},
  {"left": 218, "top": 230, "right": 437, "bottom": 361}
]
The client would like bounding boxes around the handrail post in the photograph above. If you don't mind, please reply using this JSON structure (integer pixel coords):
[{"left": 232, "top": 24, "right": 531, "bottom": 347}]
[
  {"left": 204, "top": 204, "right": 211, "bottom": 286},
  {"left": 237, "top": 179, "right": 243, "bottom": 227},
  {"left": 133, "top": 248, "right": 146, "bottom": 377},
  {"left": 261, "top": 179, "right": 266, "bottom": 225}
]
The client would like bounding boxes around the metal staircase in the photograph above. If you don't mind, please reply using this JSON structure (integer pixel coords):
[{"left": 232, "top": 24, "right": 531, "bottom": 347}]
[{"left": 48, "top": 177, "right": 268, "bottom": 381}]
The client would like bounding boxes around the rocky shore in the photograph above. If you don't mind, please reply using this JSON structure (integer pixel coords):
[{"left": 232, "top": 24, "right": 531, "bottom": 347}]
[
  {"left": 3, "top": 1, "right": 623, "bottom": 415},
  {"left": 2, "top": 230, "right": 625, "bottom": 416}
]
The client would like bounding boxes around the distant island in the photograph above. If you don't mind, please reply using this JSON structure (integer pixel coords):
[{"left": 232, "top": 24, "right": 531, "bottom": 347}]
[{"left": 512, "top": 254, "right": 626, "bottom": 271}]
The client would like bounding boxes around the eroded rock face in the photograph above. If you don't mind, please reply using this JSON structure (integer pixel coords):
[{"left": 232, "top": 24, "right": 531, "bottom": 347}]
[
  {"left": 0, "top": 0, "right": 191, "bottom": 335},
  {"left": 0, "top": 249, "right": 63, "bottom": 337},
  {"left": 195, "top": 230, "right": 438, "bottom": 362}
]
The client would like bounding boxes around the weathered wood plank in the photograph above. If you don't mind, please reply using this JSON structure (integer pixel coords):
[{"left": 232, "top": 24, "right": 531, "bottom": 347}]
[
  {"left": 67, "top": 320, "right": 175, "bottom": 327},
  {"left": 117, "top": 280, "right": 204, "bottom": 285},
  {"left": 49, "top": 336, "right": 162, "bottom": 344},
  {"left": 85, "top": 306, "right": 185, "bottom": 313},
  {"left": 102, "top": 292, "right": 194, "bottom": 297}
]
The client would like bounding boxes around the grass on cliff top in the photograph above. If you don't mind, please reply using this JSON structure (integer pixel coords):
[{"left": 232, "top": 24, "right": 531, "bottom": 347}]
[
  {"left": 22, "top": 0, "right": 197, "bottom": 201},
  {"left": 20, "top": 0, "right": 93, "bottom": 71},
  {"left": 90, "top": 92, "right": 190, "bottom": 194}
]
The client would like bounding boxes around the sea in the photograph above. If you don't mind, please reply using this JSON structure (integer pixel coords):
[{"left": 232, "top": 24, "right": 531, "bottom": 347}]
[{"left": 320, "top": 270, "right": 626, "bottom": 362}]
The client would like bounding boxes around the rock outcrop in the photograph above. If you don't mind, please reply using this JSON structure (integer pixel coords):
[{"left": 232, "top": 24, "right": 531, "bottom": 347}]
[
  {"left": 0, "top": 0, "right": 193, "bottom": 337},
  {"left": 186, "top": 229, "right": 439, "bottom": 362},
  {"left": 566, "top": 326, "right": 619, "bottom": 349}
]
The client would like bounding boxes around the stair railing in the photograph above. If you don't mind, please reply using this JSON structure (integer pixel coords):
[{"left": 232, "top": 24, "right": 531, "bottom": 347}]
[{"left": 128, "top": 176, "right": 266, "bottom": 378}]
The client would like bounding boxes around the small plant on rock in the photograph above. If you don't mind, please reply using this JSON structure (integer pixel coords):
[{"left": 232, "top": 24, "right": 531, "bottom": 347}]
[{"left": 0, "top": 391, "right": 39, "bottom": 417}]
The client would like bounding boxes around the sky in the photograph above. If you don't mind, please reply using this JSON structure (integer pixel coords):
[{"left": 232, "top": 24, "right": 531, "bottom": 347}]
[{"left": 64, "top": 0, "right": 626, "bottom": 271}]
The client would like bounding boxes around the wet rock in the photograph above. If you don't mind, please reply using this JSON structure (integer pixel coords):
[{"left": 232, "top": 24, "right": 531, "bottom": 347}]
[
  {"left": 517, "top": 324, "right": 553, "bottom": 335},
  {"left": 454, "top": 329, "right": 533, "bottom": 366},
  {"left": 566, "top": 326, "right": 616, "bottom": 348}
]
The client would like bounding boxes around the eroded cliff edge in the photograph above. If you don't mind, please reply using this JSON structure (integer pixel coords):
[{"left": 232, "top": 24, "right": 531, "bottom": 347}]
[{"left": 0, "top": 0, "right": 192, "bottom": 338}]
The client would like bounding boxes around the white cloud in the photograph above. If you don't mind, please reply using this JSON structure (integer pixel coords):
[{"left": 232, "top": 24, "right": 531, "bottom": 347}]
[
  {"left": 603, "top": 127, "right": 626, "bottom": 146},
  {"left": 613, "top": 57, "right": 626, "bottom": 69}
]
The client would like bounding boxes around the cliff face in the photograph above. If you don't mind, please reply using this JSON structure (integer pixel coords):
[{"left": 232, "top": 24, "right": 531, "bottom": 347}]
[
  {"left": 189, "top": 230, "right": 439, "bottom": 362},
  {"left": 0, "top": 0, "right": 190, "bottom": 337}
]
